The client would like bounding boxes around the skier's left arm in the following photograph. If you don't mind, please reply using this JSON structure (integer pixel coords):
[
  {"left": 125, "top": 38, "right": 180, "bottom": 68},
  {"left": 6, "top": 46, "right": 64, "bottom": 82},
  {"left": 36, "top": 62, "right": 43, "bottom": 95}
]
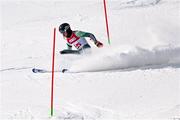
[{"left": 75, "top": 31, "right": 103, "bottom": 48}]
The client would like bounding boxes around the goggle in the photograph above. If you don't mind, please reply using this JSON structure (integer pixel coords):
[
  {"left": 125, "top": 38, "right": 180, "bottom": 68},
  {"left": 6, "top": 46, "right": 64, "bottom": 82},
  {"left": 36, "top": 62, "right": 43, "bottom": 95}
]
[{"left": 59, "top": 25, "right": 70, "bottom": 33}]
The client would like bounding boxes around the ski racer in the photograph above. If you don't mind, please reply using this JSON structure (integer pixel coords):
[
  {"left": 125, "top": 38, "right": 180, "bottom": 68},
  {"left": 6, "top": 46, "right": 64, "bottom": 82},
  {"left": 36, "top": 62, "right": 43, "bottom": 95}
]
[{"left": 59, "top": 23, "right": 103, "bottom": 54}]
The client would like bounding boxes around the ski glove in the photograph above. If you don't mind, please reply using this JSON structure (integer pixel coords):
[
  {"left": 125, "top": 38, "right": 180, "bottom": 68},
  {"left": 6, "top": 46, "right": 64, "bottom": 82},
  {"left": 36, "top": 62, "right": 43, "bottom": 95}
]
[{"left": 95, "top": 41, "right": 103, "bottom": 48}]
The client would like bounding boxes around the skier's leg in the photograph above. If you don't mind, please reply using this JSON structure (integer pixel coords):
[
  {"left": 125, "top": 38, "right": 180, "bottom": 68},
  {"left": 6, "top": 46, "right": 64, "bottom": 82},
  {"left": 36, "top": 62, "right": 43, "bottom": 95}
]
[
  {"left": 60, "top": 44, "right": 91, "bottom": 55},
  {"left": 60, "top": 49, "right": 80, "bottom": 54},
  {"left": 79, "top": 44, "right": 91, "bottom": 54}
]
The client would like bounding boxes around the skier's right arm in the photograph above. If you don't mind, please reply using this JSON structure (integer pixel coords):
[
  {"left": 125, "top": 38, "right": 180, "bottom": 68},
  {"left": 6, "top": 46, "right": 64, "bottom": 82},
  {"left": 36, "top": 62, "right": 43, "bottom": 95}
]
[
  {"left": 75, "top": 31, "right": 103, "bottom": 48},
  {"left": 75, "top": 31, "right": 97, "bottom": 42}
]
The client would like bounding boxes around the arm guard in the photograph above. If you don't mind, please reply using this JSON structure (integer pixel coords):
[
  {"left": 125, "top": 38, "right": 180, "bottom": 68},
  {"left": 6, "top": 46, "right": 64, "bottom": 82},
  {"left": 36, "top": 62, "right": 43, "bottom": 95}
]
[{"left": 66, "top": 43, "right": 72, "bottom": 50}]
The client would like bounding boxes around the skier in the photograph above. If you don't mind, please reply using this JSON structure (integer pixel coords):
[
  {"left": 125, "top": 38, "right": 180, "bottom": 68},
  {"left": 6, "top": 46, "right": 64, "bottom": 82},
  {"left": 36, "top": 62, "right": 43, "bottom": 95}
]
[{"left": 59, "top": 23, "right": 103, "bottom": 54}]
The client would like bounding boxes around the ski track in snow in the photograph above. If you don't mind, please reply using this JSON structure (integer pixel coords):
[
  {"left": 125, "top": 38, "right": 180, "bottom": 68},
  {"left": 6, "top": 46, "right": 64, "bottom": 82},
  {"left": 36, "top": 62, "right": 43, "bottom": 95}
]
[
  {"left": 114, "top": 0, "right": 161, "bottom": 10},
  {"left": 0, "top": 67, "right": 32, "bottom": 72}
]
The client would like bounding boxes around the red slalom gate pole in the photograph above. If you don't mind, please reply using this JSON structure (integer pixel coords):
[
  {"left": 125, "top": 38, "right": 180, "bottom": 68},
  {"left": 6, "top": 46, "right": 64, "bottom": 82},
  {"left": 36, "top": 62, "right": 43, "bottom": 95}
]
[
  {"left": 51, "top": 28, "right": 56, "bottom": 117},
  {"left": 103, "top": 0, "right": 111, "bottom": 45}
]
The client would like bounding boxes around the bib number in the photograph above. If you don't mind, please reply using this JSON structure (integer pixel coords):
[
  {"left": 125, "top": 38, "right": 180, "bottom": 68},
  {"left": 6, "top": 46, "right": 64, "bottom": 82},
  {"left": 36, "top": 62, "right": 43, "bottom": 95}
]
[{"left": 75, "top": 42, "right": 81, "bottom": 49}]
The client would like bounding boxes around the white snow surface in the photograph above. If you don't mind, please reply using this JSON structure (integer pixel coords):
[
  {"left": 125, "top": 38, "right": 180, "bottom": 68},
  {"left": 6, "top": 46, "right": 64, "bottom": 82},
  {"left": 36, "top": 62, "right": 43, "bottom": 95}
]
[{"left": 1, "top": 0, "right": 180, "bottom": 119}]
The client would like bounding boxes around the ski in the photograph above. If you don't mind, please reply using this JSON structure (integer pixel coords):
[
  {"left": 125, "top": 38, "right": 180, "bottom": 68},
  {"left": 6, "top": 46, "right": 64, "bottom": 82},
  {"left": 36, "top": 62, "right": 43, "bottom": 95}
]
[{"left": 32, "top": 68, "right": 68, "bottom": 73}]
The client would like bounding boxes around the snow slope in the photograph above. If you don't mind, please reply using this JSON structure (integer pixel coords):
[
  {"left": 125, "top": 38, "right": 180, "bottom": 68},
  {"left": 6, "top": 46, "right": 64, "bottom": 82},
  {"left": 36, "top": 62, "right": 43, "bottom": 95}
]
[{"left": 1, "top": 0, "right": 180, "bottom": 119}]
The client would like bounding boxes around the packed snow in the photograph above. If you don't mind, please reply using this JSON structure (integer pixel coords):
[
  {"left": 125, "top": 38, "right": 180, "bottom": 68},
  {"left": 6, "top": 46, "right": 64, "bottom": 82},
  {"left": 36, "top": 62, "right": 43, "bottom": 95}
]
[{"left": 1, "top": 0, "right": 180, "bottom": 120}]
